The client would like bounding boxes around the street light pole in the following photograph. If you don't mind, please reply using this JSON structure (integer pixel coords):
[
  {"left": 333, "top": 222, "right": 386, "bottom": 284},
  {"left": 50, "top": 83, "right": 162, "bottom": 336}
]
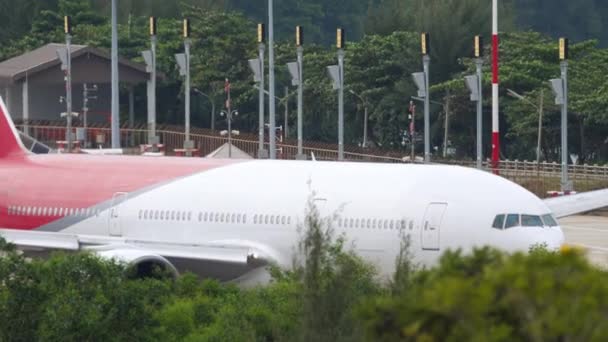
[
  {"left": 421, "top": 33, "right": 431, "bottom": 163},
  {"left": 149, "top": 17, "right": 158, "bottom": 145},
  {"left": 193, "top": 88, "right": 215, "bottom": 130},
  {"left": 111, "top": 0, "right": 120, "bottom": 149},
  {"left": 475, "top": 57, "right": 483, "bottom": 169},
  {"left": 64, "top": 17, "right": 73, "bottom": 153},
  {"left": 337, "top": 28, "right": 345, "bottom": 161},
  {"left": 349, "top": 89, "right": 369, "bottom": 148},
  {"left": 560, "top": 56, "right": 569, "bottom": 191},
  {"left": 296, "top": 27, "right": 304, "bottom": 159},
  {"left": 256, "top": 23, "right": 267, "bottom": 158},
  {"left": 184, "top": 20, "right": 192, "bottom": 149},
  {"left": 268, "top": 0, "right": 277, "bottom": 159},
  {"left": 537, "top": 89, "right": 544, "bottom": 166}
]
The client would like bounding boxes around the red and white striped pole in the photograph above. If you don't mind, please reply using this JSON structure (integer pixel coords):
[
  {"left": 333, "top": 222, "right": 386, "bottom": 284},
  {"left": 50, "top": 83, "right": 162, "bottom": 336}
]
[{"left": 491, "top": 0, "right": 500, "bottom": 173}]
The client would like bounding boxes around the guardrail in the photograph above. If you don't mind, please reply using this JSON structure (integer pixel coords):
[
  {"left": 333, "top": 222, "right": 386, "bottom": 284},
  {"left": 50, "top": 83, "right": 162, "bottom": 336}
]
[{"left": 16, "top": 124, "right": 608, "bottom": 197}]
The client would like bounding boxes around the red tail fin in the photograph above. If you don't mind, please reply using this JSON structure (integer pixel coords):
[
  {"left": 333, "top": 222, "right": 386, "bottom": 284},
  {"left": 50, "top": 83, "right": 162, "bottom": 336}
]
[{"left": 0, "top": 96, "right": 27, "bottom": 158}]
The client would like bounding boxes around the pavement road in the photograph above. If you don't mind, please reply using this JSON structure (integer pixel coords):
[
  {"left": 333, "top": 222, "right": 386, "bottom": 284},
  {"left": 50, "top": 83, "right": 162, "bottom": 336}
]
[{"left": 561, "top": 215, "right": 608, "bottom": 268}]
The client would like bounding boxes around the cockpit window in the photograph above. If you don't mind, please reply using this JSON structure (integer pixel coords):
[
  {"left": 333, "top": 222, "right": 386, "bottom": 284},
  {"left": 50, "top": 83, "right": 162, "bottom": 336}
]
[
  {"left": 542, "top": 214, "right": 558, "bottom": 227},
  {"left": 521, "top": 215, "right": 543, "bottom": 227},
  {"left": 492, "top": 215, "right": 505, "bottom": 229},
  {"left": 504, "top": 214, "right": 520, "bottom": 229}
]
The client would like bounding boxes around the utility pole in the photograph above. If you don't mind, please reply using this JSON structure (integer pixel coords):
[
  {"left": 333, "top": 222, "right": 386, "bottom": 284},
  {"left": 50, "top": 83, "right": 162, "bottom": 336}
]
[
  {"left": 337, "top": 28, "right": 345, "bottom": 161},
  {"left": 475, "top": 36, "right": 484, "bottom": 169},
  {"left": 284, "top": 86, "right": 289, "bottom": 138},
  {"left": 64, "top": 16, "right": 73, "bottom": 153},
  {"left": 268, "top": 0, "right": 277, "bottom": 159},
  {"left": 421, "top": 33, "right": 431, "bottom": 163},
  {"left": 149, "top": 17, "right": 158, "bottom": 145},
  {"left": 257, "top": 23, "right": 268, "bottom": 159},
  {"left": 537, "top": 89, "right": 544, "bottom": 167},
  {"left": 296, "top": 26, "right": 305, "bottom": 159},
  {"left": 555, "top": 38, "right": 570, "bottom": 191},
  {"left": 409, "top": 100, "right": 416, "bottom": 161},
  {"left": 549, "top": 38, "right": 571, "bottom": 191},
  {"left": 183, "top": 19, "right": 193, "bottom": 152},
  {"left": 111, "top": 0, "right": 120, "bottom": 149},
  {"left": 443, "top": 90, "right": 450, "bottom": 158}
]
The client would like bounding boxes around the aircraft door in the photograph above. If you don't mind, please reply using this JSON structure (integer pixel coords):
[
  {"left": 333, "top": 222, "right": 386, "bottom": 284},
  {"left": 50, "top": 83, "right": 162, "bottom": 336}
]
[
  {"left": 421, "top": 203, "right": 447, "bottom": 251},
  {"left": 108, "top": 192, "right": 128, "bottom": 237}
]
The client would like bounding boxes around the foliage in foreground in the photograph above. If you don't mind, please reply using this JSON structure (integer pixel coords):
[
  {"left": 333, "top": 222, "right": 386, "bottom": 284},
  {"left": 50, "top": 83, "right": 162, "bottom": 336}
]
[{"left": 1, "top": 225, "right": 608, "bottom": 341}]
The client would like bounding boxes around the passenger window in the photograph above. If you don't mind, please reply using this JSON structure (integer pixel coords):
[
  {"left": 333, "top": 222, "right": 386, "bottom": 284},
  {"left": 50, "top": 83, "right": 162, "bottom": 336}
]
[
  {"left": 390, "top": 220, "right": 394, "bottom": 230},
  {"left": 504, "top": 214, "right": 520, "bottom": 229},
  {"left": 492, "top": 215, "right": 505, "bottom": 229},
  {"left": 287, "top": 216, "right": 290, "bottom": 225},
  {"left": 521, "top": 215, "right": 543, "bottom": 227},
  {"left": 160, "top": 211, "right": 165, "bottom": 220},
  {"left": 265, "top": 215, "right": 269, "bottom": 224},
  {"left": 243, "top": 214, "right": 247, "bottom": 224},
  {"left": 231, "top": 213, "right": 236, "bottom": 223},
  {"left": 281, "top": 216, "right": 286, "bottom": 225},
  {"left": 154, "top": 211, "right": 159, "bottom": 220},
  {"left": 215, "top": 213, "right": 220, "bottom": 222},
  {"left": 542, "top": 214, "right": 558, "bottom": 227},
  {"left": 367, "top": 219, "right": 371, "bottom": 229},
  {"left": 188, "top": 212, "right": 192, "bottom": 221}
]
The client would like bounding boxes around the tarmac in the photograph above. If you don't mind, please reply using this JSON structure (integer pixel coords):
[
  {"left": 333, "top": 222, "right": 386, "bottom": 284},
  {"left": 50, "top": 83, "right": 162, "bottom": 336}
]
[{"left": 561, "top": 215, "right": 608, "bottom": 268}]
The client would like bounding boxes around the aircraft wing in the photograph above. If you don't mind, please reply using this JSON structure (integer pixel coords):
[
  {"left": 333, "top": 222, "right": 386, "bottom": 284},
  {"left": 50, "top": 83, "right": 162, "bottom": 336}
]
[
  {"left": 544, "top": 189, "right": 608, "bottom": 218},
  {"left": 0, "top": 229, "right": 274, "bottom": 281}
]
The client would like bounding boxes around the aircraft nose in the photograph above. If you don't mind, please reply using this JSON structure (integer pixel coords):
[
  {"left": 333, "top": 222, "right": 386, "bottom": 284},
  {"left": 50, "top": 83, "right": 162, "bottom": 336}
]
[{"left": 544, "top": 226, "right": 565, "bottom": 251}]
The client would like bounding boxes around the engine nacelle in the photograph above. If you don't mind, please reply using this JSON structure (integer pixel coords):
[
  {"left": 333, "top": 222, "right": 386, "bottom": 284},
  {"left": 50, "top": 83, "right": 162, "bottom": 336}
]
[{"left": 95, "top": 249, "right": 179, "bottom": 279}]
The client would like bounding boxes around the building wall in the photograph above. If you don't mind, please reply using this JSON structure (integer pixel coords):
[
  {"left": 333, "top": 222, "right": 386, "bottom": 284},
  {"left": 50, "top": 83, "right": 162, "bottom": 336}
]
[{"left": 4, "top": 82, "right": 113, "bottom": 124}]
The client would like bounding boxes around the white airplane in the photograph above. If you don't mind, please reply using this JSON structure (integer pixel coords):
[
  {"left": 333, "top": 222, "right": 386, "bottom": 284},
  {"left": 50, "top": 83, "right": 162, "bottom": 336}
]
[{"left": 0, "top": 97, "right": 606, "bottom": 284}]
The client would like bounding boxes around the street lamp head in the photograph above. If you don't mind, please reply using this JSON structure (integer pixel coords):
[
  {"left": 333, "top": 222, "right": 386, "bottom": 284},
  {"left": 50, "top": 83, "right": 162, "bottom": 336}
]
[{"left": 506, "top": 88, "right": 525, "bottom": 100}]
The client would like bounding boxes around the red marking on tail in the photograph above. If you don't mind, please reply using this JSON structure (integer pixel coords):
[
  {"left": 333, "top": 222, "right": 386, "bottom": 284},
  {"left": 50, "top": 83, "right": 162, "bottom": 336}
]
[{"left": 0, "top": 97, "right": 27, "bottom": 159}]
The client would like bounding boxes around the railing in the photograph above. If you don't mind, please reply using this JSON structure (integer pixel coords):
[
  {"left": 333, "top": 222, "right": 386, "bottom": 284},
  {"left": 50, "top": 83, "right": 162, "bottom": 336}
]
[{"left": 16, "top": 123, "right": 608, "bottom": 198}]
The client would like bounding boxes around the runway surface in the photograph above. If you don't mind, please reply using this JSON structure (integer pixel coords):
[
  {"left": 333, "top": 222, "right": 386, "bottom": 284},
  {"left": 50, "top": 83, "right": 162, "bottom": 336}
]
[{"left": 560, "top": 215, "right": 608, "bottom": 268}]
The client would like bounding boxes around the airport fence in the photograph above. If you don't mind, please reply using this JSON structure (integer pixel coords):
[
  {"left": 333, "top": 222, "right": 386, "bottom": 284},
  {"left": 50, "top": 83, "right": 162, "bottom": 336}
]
[{"left": 16, "top": 123, "right": 608, "bottom": 198}]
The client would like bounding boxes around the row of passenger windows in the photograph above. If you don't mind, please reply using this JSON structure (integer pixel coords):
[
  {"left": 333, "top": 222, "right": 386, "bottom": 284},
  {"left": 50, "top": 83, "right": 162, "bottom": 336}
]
[
  {"left": 139, "top": 210, "right": 296, "bottom": 226},
  {"left": 337, "top": 217, "right": 413, "bottom": 231},
  {"left": 492, "top": 213, "right": 558, "bottom": 230},
  {"left": 7, "top": 205, "right": 98, "bottom": 217}
]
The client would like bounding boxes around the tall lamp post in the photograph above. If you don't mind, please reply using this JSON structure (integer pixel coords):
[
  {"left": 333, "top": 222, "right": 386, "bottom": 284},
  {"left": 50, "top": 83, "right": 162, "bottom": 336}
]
[
  {"left": 549, "top": 38, "right": 571, "bottom": 192},
  {"left": 268, "top": 0, "right": 277, "bottom": 159},
  {"left": 411, "top": 32, "right": 431, "bottom": 163},
  {"left": 110, "top": 0, "right": 120, "bottom": 149},
  {"left": 287, "top": 26, "right": 306, "bottom": 160},
  {"left": 464, "top": 35, "right": 484, "bottom": 169},
  {"left": 193, "top": 88, "right": 216, "bottom": 130},
  {"left": 349, "top": 89, "right": 369, "bottom": 148},
  {"left": 63, "top": 16, "right": 73, "bottom": 153},
  {"left": 507, "top": 88, "right": 544, "bottom": 168},
  {"left": 257, "top": 23, "right": 268, "bottom": 158},
  {"left": 148, "top": 16, "right": 158, "bottom": 145}
]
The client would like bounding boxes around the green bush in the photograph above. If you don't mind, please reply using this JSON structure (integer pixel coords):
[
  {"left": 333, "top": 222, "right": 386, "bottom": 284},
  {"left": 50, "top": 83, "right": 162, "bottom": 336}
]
[{"left": 359, "top": 247, "right": 608, "bottom": 342}]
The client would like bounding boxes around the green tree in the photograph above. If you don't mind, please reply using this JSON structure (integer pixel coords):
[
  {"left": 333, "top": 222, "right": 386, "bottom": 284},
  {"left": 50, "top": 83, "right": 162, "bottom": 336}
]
[{"left": 359, "top": 247, "right": 608, "bottom": 341}]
